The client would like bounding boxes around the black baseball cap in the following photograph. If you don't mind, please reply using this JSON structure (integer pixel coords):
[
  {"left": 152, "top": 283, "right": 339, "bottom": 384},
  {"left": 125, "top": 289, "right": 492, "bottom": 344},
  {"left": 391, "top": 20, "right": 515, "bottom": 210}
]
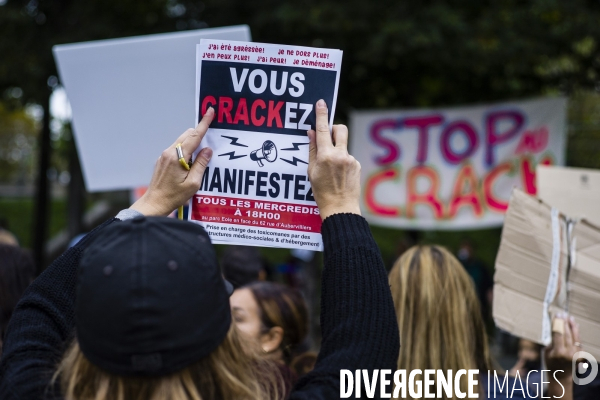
[{"left": 75, "top": 216, "right": 233, "bottom": 376}]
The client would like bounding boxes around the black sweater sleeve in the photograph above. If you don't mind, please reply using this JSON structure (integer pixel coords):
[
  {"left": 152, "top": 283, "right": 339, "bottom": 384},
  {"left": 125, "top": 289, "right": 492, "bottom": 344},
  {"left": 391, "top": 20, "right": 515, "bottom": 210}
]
[
  {"left": 0, "top": 214, "right": 399, "bottom": 399},
  {"left": 0, "top": 219, "right": 117, "bottom": 400},
  {"left": 290, "top": 213, "right": 400, "bottom": 399}
]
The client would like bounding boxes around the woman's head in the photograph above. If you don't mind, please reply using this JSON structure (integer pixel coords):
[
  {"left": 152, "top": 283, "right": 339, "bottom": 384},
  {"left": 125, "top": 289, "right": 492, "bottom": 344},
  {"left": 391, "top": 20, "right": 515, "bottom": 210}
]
[
  {"left": 230, "top": 281, "right": 308, "bottom": 365},
  {"left": 61, "top": 217, "right": 283, "bottom": 400},
  {"left": 74, "top": 217, "right": 233, "bottom": 376},
  {"left": 388, "top": 245, "right": 493, "bottom": 375},
  {"left": 221, "top": 245, "right": 267, "bottom": 288}
]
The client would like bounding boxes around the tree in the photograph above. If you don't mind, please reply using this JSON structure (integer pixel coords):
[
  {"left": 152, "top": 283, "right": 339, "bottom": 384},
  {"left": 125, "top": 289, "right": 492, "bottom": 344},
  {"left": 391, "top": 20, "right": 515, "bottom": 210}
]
[
  {"left": 181, "top": 0, "right": 600, "bottom": 111},
  {"left": 1, "top": 0, "right": 599, "bottom": 268},
  {"left": 0, "top": 0, "right": 183, "bottom": 269},
  {"left": 172, "top": 0, "right": 600, "bottom": 265},
  {"left": 0, "top": 102, "right": 38, "bottom": 184}
]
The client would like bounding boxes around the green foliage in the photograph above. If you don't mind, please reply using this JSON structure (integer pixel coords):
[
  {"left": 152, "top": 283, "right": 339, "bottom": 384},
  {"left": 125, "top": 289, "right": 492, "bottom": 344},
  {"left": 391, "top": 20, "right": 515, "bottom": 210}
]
[
  {"left": 188, "top": 0, "right": 600, "bottom": 112},
  {"left": 567, "top": 91, "right": 600, "bottom": 168},
  {"left": 0, "top": 197, "right": 67, "bottom": 248},
  {"left": 0, "top": 0, "right": 182, "bottom": 104},
  {"left": 0, "top": 103, "right": 38, "bottom": 183},
  {"left": 1, "top": 0, "right": 599, "bottom": 263},
  {"left": 2, "top": 0, "right": 599, "bottom": 108}
]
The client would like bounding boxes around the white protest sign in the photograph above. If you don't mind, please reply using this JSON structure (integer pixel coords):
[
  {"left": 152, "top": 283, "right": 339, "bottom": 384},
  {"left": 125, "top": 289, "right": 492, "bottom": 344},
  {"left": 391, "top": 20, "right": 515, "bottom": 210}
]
[
  {"left": 53, "top": 26, "right": 251, "bottom": 192},
  {"left": 189, "top": 39, "right": 343, "bottom": 250},
  {"left": 350, "top": 98, "right": 567, "bottom": 230}
]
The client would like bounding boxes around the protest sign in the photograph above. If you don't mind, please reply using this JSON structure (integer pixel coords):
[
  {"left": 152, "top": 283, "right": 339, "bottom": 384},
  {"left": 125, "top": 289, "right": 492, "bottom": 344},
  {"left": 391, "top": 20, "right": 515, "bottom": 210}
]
[
  {"left": 537, "top": 165, "right": 600, "bottom": 226},
  {"left": 189, "top": 39, "right": 343, "bottom": 250},
  {"left": 349, "top": 98, "right": 567, "bottom": 230},
  {"left": 493, "top": 188, "right": 600, "bottom": 360},
  {"left": 53, "top": 26, "right": 251, "bottom": 192}
]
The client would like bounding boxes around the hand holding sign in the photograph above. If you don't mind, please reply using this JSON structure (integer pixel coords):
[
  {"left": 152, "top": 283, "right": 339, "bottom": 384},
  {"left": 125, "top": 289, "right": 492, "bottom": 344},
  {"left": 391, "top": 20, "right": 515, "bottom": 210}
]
[
  {"left": 545, "top": 314, "right": 580, "bottom": 399},
  {"left": 194, "top": 40, "right": 343, "bottom": 250},
  {"left": 308, "top": 100, "right": 361, "bottom": 220},
  {"left": 130, "top": 108, "right": 215, "bottom": 216}
]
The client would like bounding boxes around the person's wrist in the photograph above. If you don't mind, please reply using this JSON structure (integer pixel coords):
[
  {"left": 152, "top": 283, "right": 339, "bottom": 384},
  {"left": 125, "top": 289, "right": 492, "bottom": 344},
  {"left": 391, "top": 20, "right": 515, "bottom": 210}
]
[
  {"left": 558, "top": 377, "right": 574, "bottom": 387},
  {"left": 547, "top": 373, "right": 573, "bottom": 398},
  {"left": 553, "top": 369, "right": 573, "bottom": 384},
  {"left": 547, "top": 361, "right": 572, "bottom": 377},
  {"left": 319, "top": 201, "right": 361, "bottom": 221},
  {"left": 130, "top": 193, "right": 172, "bottom": 217}
]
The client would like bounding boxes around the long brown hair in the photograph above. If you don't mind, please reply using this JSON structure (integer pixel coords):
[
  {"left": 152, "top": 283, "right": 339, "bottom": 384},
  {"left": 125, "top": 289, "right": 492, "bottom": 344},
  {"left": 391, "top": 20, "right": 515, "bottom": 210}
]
[
  {"left": 388, "top": 245, "right": 495, "bottom": 399},
  {"left": 244, "top": 281, "right": 309, "bottom": 366},
  {"left": 54, "top": 324, "right": 282, "bottom": 400}
]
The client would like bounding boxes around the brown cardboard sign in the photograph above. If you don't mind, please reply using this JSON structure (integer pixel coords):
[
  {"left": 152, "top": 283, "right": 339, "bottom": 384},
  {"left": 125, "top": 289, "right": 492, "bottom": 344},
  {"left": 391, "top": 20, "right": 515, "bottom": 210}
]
[
  {"left": 537, "top": 165, "right": 600, "bottom": 226},
  {"left": 493, "top": 188, "right": 600, "bottom": 359}
]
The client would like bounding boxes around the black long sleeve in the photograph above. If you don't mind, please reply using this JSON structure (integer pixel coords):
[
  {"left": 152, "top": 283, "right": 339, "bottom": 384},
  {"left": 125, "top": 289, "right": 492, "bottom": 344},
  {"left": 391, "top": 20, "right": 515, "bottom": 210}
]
[
  {"left": 290, "top": 213, "right": 400, "bottom": 399},
  {"left": 0, "top": 219, "right": 117, "bottom": 400},
  {"left": 0, "top": 214, "right": 399, "bottom": 400}
]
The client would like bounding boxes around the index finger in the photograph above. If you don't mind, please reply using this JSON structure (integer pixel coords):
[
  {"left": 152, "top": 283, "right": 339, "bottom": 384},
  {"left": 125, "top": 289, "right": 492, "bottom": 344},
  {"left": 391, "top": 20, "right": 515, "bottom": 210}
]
[
  {"left": 315, "top": 99, "right": 333, "bottom": 151},
  {"left": 563, "top": 317, "right": 574, "bottom": 348},
  {"left": 569, "top": 317, "right": 581, "bottom": 345},
  {"left": 179, "top": 107, "right": 215, "bottom": 155}
]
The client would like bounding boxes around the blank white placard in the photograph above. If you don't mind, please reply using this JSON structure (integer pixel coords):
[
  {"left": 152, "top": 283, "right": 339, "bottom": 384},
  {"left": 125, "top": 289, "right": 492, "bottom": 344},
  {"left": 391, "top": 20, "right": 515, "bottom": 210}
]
[{"left": 53, "top": 25, "right": 251, "bottom": 192}]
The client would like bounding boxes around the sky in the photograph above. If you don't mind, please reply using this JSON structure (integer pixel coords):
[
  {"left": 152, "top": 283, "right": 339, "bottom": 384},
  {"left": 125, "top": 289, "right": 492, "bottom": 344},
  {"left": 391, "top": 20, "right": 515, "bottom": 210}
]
[{"left": 50, "top": 86, "right": 72, "bottom": 121}]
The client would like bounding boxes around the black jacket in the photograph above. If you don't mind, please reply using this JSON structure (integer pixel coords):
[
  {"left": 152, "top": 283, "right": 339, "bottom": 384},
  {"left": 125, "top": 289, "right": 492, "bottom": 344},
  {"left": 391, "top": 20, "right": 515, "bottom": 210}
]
[{"left": 0, "top": 213, "right": 399, "bottom": 399}]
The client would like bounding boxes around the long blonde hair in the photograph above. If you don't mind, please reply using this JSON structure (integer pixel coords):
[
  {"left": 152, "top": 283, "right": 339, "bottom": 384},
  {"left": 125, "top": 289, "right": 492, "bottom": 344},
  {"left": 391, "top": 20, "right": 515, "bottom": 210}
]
[
  {"left": 388, "top": 245, "right": 495, "bottom": 399},
  {"left": 54, "top": 324, "right": 283, "bottom": 400}
]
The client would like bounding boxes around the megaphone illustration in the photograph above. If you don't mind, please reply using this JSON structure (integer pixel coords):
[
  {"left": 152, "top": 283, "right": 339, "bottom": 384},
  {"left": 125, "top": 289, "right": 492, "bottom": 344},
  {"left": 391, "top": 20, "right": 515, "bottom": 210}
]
[{"left": 250, "top": 140, "right": 278, "bottom": 167}]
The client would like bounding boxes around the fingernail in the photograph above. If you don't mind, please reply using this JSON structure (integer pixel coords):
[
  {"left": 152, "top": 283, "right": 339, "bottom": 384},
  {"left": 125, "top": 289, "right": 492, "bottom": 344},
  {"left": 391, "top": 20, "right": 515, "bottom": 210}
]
[
  {"left": 202, "top": 147, "right": 213, "bottom": 159},
  {"left": 206, "top": 107, "right": 214, "bottom": 117},
  {"left": 317, "top": 99, "right": 326, "bottom": 108}
]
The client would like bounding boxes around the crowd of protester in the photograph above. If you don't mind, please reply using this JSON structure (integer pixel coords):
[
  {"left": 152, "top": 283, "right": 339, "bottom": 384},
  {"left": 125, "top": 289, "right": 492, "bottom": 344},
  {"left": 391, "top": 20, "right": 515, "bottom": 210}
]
[{"left": 0, "top": 100, "right": 597, "bottom": 399}]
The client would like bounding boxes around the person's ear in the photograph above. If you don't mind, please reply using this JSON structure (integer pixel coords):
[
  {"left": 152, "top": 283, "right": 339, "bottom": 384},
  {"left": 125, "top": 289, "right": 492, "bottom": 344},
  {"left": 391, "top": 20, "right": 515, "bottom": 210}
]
[{"left": 260, "top": 326, "right": 284, "bottom": 353}]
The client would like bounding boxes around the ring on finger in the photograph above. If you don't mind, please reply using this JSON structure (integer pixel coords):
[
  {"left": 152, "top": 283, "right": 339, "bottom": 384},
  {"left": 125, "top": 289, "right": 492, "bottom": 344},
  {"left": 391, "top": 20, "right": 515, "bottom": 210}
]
[
  {"left": 175, "top": 143, "right": 191, "bottom": 171},
  {"left": 574, "top": 342, "right": 582, "bottom": 347}
]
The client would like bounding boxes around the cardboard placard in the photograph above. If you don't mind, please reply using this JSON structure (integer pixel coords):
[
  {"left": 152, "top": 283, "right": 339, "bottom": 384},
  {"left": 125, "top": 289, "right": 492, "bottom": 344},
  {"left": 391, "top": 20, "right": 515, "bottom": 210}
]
[
  {"left": 493, "top": 188, "right": 600, "bottom": 359},
  {"left": 537, "top": 165, "right": 600, "bottom": 226}
]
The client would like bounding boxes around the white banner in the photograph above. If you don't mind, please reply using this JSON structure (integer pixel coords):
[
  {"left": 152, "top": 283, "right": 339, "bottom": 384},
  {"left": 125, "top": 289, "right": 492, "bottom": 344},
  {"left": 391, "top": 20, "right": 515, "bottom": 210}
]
[{"left": 350, "top": 98, "right": 567, "bottom": 230}]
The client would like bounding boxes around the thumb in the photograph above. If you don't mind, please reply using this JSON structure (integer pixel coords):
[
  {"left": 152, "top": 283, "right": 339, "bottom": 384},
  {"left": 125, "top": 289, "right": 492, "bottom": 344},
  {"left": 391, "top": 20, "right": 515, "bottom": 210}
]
[{"left": 188, "top": 147, "right": 213, "bottom": 188}]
